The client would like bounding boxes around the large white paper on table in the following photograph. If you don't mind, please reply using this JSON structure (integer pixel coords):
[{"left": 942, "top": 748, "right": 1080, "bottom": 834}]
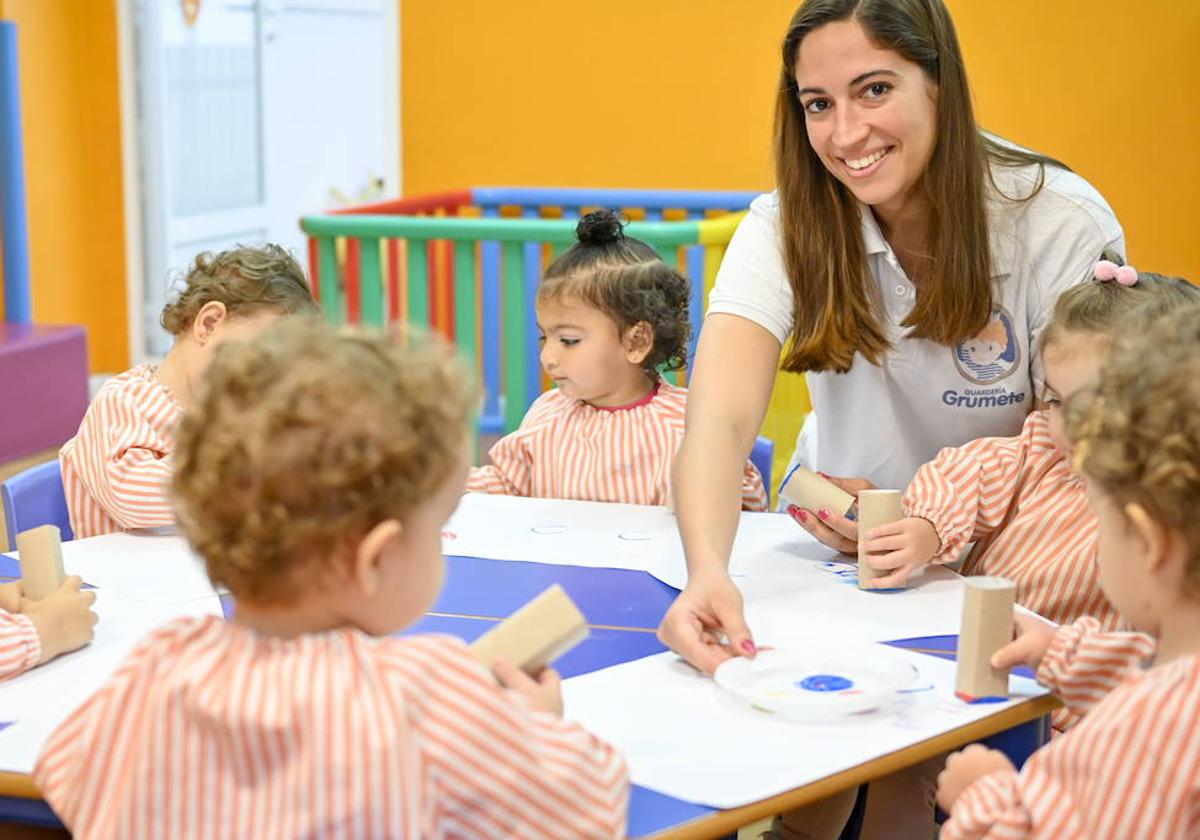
[
  {"left": 5, "top": 532, "right": 220, "bottom": 605},
  {"left": 647, "top": 510, "right": 845, "bottom": 590},
  {"left": 444, "top": 494, "right": 846, "bottom": 587},
  {"left": 564, "top": 647, "right": 1047, "bottom": 809},
  {"left": 0, "top": 589, "right": 224, "bottom": 774},
  {"left": 443, "top": 494, "right": 677, "bottom": 569},
  {"left": 741, "top": 562, "right": 969, "bottom": 642}
]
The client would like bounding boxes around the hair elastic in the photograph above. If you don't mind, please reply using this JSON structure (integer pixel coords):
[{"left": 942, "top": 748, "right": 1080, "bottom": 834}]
[{"left": 1093, "top": 259, "right": 1138, "bottom": 287}]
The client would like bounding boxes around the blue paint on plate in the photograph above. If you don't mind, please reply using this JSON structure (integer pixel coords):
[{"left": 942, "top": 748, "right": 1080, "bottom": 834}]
[{"left": 797, "top": 674, "right": 854, "bottom": 692}]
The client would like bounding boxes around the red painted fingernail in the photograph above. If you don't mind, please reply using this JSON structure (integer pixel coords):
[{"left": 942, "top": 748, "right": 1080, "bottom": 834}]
[
  {"left": 817, "top": 471, "right": 830, "bottom": 479},
  {"left": 741, "top": 640, "right": 757, "bottom": 655},
  {"left": 795, "top": 507, "right": 808, "bottom": 523},
  {"left": 818, "top": 509, "right": 830, "bottom": 520}
]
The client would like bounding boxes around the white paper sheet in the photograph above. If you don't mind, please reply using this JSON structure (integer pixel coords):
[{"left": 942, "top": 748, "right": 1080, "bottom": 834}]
[
  {"left": 444, "top": 494, "right": 848, "bottom": 590},
  {"left": 644, "top": 510, "right": 845, "bottom": 590},
  {"left": 444, "top": 494, "right": 679, "bottom": 569},
  {"left": 742, "top": 562, "right": 969, "bottom": 643},
  {"left": 0, "top": 590, "right": 224, "bottom": 773},
  {"left": 5, "top": 532, "right": 220, "bottom": 605},
  {"left": 563, "top": 647, "right": 1048, "bottom": 809}
]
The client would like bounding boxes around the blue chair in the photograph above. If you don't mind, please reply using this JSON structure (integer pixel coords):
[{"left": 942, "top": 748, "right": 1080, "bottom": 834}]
[
  {"left": 750, "top": 436, "right": 773, "bottom": 494},
  {"left": 2, "top": 460, "right": 73, "bottom": 548}
]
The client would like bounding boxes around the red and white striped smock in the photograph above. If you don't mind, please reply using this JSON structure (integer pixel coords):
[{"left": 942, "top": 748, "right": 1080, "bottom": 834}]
[
  {"left": 0, "top": 611, "right": 40, "bottom": 681},
  {"left": 942, "top": 617, "right": 1199, "bottom": 839},
  {"left": 34, "top": 616, "right": 629, "bottom": 840},
  {"left": 466, "top": 381, "right": 768, "bottom": 511},
  {"left": 905, "top": 411, "right": 1118, "bottom": 631},
  {"left": 59, "top": 364, "right": 183, "bottom": 538}
]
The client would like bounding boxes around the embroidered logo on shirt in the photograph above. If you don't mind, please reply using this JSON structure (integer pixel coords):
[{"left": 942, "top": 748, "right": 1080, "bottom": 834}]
[{"left": 952, "top": 306, "right": 1021, "bottom": 385}]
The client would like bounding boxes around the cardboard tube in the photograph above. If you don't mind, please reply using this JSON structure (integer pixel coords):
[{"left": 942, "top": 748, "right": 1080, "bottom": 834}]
[
  {"left": 856, "top": 489, "right": 904, "bottom": 590},
  {"left": 471, "top": 584, "right": 589, "bottom": 674},
  {"left": 16, "top": 524, "right": 66, "bottom": 601},
  {"left": 955, "top": 576, "right": 1017, "bottom": 701},
  {"left": 779, "top": 467, "right": 856, "bottom": 518}
]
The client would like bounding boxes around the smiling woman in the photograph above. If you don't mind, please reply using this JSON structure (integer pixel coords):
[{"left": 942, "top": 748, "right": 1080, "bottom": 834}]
[{"left": 660, "top": 0, "right": 1126, "bottom": 834}]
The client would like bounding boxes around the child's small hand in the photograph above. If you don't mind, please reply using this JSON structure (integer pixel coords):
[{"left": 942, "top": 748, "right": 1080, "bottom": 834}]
[
  {"left": 23, "top": 576, "right": 98, "bottom": 664},
  {"left": 991, "top": 612, "right": 1059, "bottom": 672},
  {"left": 860, "top": 516, "right": 940, "bottom": 589},
  {"left": 0, "top": 581, "right": 23, "bottom": 612},
  {"left": 936, "top": 745, "right": 1016, "bottom": 812},
  {"left": 492, "top": 656, "right": 564, "bottom": 716}
]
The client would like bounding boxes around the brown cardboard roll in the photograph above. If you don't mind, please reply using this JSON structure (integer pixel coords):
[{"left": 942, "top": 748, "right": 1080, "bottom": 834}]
[
  {"left": 471, "top": 584, "right": 589, "bottom": 675},
  {"left": 779, "top": 467, "right": 856, "bottom": 518},
  {"left": 955, "top": 576, "right": 1016, "bottom": 701},
  {"left": 15, "top": 524, "right": 66, "bottom": 601},
  {"left": 856, "top": 489, "right": 904, "bottom": 590}
]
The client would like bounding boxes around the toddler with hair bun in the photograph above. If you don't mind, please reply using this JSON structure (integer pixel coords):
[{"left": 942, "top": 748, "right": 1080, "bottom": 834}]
[{"left": 467, "top": 209, "right": 767, "bottom": 510}]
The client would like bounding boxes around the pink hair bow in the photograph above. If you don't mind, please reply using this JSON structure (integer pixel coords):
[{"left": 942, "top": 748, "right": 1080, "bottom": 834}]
[{"left": 1093, "top": 259, "right": 1138, "bottom": 286}]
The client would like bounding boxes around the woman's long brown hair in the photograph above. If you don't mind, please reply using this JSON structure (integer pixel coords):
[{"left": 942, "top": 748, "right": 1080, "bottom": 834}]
[{"left": 776, "top": 0, "right": 1066, "bottom": 373}]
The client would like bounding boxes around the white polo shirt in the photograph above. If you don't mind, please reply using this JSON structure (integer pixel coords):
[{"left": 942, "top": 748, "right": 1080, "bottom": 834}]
[{"left": 708, "top": 162, "right": 1124, "bottom": 491}]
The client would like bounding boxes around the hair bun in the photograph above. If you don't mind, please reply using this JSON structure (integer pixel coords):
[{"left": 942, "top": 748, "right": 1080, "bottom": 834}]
[{"left": 576, "top": 209, "right": 624, "bottom": 246}]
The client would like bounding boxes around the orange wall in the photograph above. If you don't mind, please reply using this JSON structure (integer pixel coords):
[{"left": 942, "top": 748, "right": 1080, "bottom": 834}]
[
  {"left": 0, "top": 0, "right": 128, "bottom": 372},
  {"left": 402, "top": 0, "right": 1200, "bottom": 280},
  {"left": 1, "top": 2, "right": 1194, "bottom": 375}
]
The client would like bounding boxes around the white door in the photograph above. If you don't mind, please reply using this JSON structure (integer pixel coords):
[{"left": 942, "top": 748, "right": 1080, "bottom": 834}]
[{"left": 133, "top": 0, "right": 397, "bottom": 357}]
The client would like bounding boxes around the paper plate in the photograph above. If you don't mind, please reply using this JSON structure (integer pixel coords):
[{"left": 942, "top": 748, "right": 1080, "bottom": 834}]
[{"left": 714, "top": 645, "right": 918, "bottom": 721}]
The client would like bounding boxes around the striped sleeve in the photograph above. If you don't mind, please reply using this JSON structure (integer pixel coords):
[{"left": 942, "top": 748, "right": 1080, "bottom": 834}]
[
  {"left": 466, "top": 443, "right": 531, "bottom": 497},
  {"left": 465, "top": 393, "right": 565, "bottom": 497},
  {"left": 0, "top": 611, "right": 42, "bottom": 681},
  {"left": 465, "top": 463, "right": 525, "bottom": 496},
  {"left": 941, "top": 769, "right": 1031, "bottom": 840},
  {"left": 945, "top": 654, "right": 1200, "bottom": 839},
  {"left": 1036, "top": 617, "right": 1155, "bottom": 716},
  {"left": 904, "top": 413, "right": 1049, "bottom": 564},
  {"left": 405, "top": 639, "right": 629, "bottom": 839},
  {"left": 740, "top": 461, "right": 768, "bottom": 512},
  {"left": 63, "top": 380, "right": 178, "bottom": 534}
]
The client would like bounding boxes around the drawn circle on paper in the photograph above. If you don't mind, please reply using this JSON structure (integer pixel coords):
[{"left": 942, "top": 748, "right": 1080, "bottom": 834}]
[
  {"left": 797, "top": 674, "right": 854, "bottom": 692},
  {"left": 618, "top": 530, "right": 653, "bottom": 541},
  {"left": 530, "top": 524, "right": 568, "bottom": 536}
]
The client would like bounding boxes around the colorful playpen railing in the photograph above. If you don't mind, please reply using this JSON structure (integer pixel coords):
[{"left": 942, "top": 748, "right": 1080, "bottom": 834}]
[{"left": 299, "top": 187, "right": 812, "bottom": 490}]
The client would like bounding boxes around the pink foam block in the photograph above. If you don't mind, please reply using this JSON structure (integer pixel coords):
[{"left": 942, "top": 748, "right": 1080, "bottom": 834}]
[{"left": 0, "top": 324, "right": 88, "bottom": 461}]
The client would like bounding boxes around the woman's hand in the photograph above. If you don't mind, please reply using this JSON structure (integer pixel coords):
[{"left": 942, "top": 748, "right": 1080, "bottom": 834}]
[
  {"left": 657, "top": 570, "right": 754, "bottom": 675},
  {"left": 492, "top": 656, "right": 564, "bottom": 716},
  {"left": 991, "top": 612, "right": 1059, "bottom": 673},
  {"left": 786, "top": 474, "right": 875, "bottom": 554},
  {"left": 936, "top": 745, "right": 1016, "bottom": 812},
  {"left": 859, "top": 516, "right": 940, "bottom": 589}
]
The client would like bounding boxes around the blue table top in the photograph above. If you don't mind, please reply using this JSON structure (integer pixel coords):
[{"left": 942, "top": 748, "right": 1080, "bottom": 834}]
[
  {"left": 1, "top": 552, "right": 678, "bottom": 630},
  {"left": 435, "top": 555, "right": 678, "bottom": 629}
]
